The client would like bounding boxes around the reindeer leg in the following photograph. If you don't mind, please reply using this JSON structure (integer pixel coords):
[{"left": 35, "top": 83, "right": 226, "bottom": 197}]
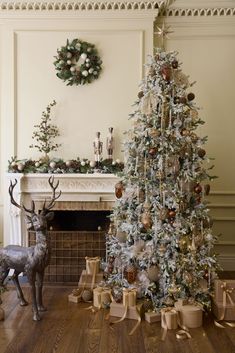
[
  {"left": 27, "top": 271, "right": 40, "bottom": 321},
  {"left": 36, "top": 271, "right": 47, "bottom": 312},
  {"left": 12, "top": 271, "right": 28, "bottom": 306},
  {"left": 0, "top": 267, "right": 10, "bottom": 304}
]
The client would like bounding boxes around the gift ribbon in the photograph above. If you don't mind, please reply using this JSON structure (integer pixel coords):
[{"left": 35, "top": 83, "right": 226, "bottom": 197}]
[
  {"left": 85, "top": 256, "right": 100, "bottom": 289},
  {"left": 214, "top": 282, "right": 235, "bottom": 328},
  {"left": 110, "top": 288, "right": 141, "bottom": 335},
  {"left": 161, "top": 308, "right": 191, "bottom": 341}
]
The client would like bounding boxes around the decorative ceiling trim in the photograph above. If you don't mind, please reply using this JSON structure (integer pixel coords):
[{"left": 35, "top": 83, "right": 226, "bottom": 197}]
[
  {"left": 0, "top": 1, "right": 164, "bottom": 12},
  {"left": 160, "top": 7, "right": 235, "bottom": 17}
]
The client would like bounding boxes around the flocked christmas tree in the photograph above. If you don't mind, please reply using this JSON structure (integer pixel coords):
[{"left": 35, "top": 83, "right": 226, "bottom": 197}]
[{"left": 105, "top": 28, "right": 219, "bottom": 310}]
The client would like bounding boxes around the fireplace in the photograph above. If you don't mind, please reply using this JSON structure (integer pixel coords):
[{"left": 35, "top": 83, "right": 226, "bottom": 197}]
[{"left": 5, "top": 173, "right": 119, "bottom": 283}]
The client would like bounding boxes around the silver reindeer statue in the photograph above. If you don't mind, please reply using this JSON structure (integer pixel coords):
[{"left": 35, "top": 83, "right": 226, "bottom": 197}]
[{"left": 0, "top": 176, "right": 61, "bottom": 321}]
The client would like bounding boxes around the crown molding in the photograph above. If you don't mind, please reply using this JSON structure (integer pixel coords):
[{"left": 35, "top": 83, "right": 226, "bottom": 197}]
[
  {"left": 163, "top": 7, "right": 235, "bottom": 17},
  {"left": 0, "top": 1, "right": 164, "bottom": 12}
]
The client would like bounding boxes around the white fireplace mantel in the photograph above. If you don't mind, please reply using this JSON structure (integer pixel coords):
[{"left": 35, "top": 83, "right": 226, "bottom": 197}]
[{"left": 4, "top": 173, "right": 119, "bottom": 246}]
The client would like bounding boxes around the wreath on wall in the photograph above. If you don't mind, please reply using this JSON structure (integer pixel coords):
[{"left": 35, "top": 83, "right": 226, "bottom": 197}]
[{"left": 54, "top": 38, "right": 102, "bottom": 86}]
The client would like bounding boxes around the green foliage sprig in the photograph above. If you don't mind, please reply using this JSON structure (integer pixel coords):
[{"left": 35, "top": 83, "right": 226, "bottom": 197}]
[{"left": 29, "top": 100, "right": 61, "bottom": 157}]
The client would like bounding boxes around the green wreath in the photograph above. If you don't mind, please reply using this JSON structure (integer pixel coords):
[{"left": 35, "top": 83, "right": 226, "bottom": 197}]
[{"left": 54, "top": 38, "right": 102, "bottom": 86}]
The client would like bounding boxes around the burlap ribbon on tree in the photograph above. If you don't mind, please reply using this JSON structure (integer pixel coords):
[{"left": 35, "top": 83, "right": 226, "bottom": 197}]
[
  {"left": 140, "top": 91, "right": 158, "bottom": 115},
  {"left": 161, "top": 307, "right": 191, "bottom": 341},
  {"left": 214, "top": 282, "right": 235, "bottom": 328},
  {"left": 110, "top": 288, "right": 142, "bottom": 335}
]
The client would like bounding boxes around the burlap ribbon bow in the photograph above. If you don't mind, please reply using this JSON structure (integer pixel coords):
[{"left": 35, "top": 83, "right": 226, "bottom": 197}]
[
  {"left": 110, "top": 288, "right": 142, "bottom": 335},
  {"left": 161, "top": 307, "right": 191, "bottom": 341},
  {"left": 214, "top": 282, "right": 235, "bottom": 328}
]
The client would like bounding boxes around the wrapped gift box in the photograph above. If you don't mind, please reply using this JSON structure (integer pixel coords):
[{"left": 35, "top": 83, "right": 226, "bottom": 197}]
[
  {"left": 214, "top": 279, "right": 235, "bottom": 303},
  {"left": 212, "top": 300, "right": 235, "bottom": 321},
  {"left": 78, "top": 270, "right": 103, "bottom": 289},
  {"left": 161, "top": 308, "right": 178, "bottom": 330},
  {"left": 68, "top": 289, "right": 82, "bottom": 303},
  {"left": 145, "top": 311, "right": 161, "bottom": 323},
  {"left": 177, "top": 305, "right": 203, "bottom": 328},
  {"left": 174, "top": 299, "right": 188, "bottom": 309},
  {"left": 93, "top": 287, "right": 112, "bottom": 308},
  {"left": 110, "top": 302, "right": 143, "bottom": 320},
  {"left": 85, "top": 256, "right": 100, "bottom": 275}
]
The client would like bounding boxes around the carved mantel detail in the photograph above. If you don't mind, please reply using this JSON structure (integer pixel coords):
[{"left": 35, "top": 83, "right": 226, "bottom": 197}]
[{"left": 6, "top": 173, "right": 119, "bottom": 246}]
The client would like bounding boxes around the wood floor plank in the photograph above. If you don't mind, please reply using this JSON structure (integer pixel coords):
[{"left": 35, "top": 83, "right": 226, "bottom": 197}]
[{"left": 0, "top": 286, "right": 235, "bottom": 353}]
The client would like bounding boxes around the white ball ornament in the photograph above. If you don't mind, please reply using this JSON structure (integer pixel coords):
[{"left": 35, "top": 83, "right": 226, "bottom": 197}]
[
  {"left": 59, "top": 60, "right": 64, "bottom": 65},
  {"left": 88, "top": 68, "right": 94, "bottom": 74},
  {"left": 80, "top": 53, "right": 87, "bottom": 61},
  {"left": 11, "top": 162, "right": 17, "bottom": 167},
  {"left": 90, "top": 161, "right": 96, "bottom": 168},
  {"left": 86, "top": 64, "right": 90, "bottom": 68},
  {"left": 70, "top": 67, "right": 76, "bottom": 72},
  {"left": 86, "top": 58, "right": 90, "bottom": 63},
  {"left": 67, "top": 52, "right": 72, "bottom": 58},
  {"left": 50, "top": 161, "right": 56, "bottom": 169},
  {"left": 112, "top": 161, "right": 116, "bottom": 166},
  {"left": 75, "top": 43, "right": 81, "bottom": 50},
  {"left": 87, "top": 47, "right": 92, "bottom": 53},
  {"left": 81, "top": 161, "right": 86, "bottom": 167},
  {"left": 67, "top": 60, "right": 72, "bottom": 65},
  {"left": 82, "top": 70, "right": 88, "bottom": 77},
  {"left": 35, "top": 162, "right": 40, "bottom": 168},
  {"left": 17, "top": 163, "right": 24, "bottom": 171},
  {"left": 66, "top": 160, "right": 72, "bottom": 167},
  {"left": 93, "top": 71, "right": 98, "bottom": 75}
]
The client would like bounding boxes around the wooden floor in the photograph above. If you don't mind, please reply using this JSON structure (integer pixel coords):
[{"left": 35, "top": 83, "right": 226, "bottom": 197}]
[{"left": 0, "top": 282, "right": 235, "bottom": 353}]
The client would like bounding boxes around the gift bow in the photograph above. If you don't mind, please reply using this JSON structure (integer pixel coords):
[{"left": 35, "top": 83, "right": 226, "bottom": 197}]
[
  {"left": 161, "top": 307, "right": 191, "bottom": 341},
  {"left": 85, "top": 256, "right": 100, "bottom": 289},
  {"left": 123, "top": 288, "right": 137, "bottom": 307},
  {"left": 94, "top": 286, "right": 112, "bottom": 309},
  {"left": 110, "top": 288, "right": 141, "bottom": 335},
  {"left": 214, "top": 282, "right": 235, "bottom": 328}
]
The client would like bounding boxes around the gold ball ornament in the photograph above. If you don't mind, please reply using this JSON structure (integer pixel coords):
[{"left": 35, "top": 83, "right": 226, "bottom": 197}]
[
  {"left": 179, "top": 236, "right": 190, "bottom": 253},
  {"left": 138, "top": 189, "right": 145, "bottom": 203},
  {"left": 190, "top": 109, "right": 198, "bottom": 119},
  {"left": 147, "top": 265, "right": 159, "bottom": 282},
  {"left": 168, "top": 282, "right": 181, "bottom": 295},
  {"left": 134, "top": 239, "right": 145, "bottom": 252},
  {"left": 190, "top": 133, "right": 198, "bottom": 143},
  {"left": 198, "top": 148, "right": 206, "bottom": 158},
  {"left": 142, "top": 299, "right": 154, "bottom": 312},
  {"left": 149, "top": 128, "right": 160, "bottom": 138},
  {"left": 141, "top": 211, "right": 152, "bottom": 230},
  {"left": 181, "top": 129, "right": 190, "bottom": 136},
  {"left": 158, "top": 208, "right": 168, "bottom": 221},
  {"left": 168, "top": 209, "right": 176, "bottom": 219},
  {"left": 164, "top": 296, "right": 175, "bottom": 307},
  {"left": 116, "top": 229, "right": 127, "bottom": 243},
  {"left": 159, "top": 244, "right": 166, "bottom": 256},
  {"left": 81, "top": 289, "right": 93, "bottom": 302},
  {"left": 183, "top": 271, "right": 193, "bottom": 284}
]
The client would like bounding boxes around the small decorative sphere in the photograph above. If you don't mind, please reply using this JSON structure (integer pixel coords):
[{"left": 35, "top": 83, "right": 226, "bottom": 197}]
[
  {"left": 190, "top": 133, "right": 198, "bottom": 143},
  {"left": 181, "top": 129, "right": 190, "bottom": 136},
  {"left": 161, "top": 66, "right": 171, "bottom": 81},
  {"left": 65, "top": 160, "right": 72, "bottom": 167},
  {"left": 49, "top": 161, "right": 56, "bottom": 169},
  {"left": 81, "top": 289, "right": 93, "bottom": 302},
  {"left": 66, "top": 52, "right": 72, "bottom": 58},
  {"left": 142, "top": 299, "right": 153, "bottom": 312},
  {"left": 59, "top": 60, "right": 64, "bottom": 65},
  {"left": 198, "top": 148, "right": 206, "bottom": 158},
  {"left": 158, "top": 208, "right": 168, "bottom": 220},
  {"left": 141, "top": 211, "right": 152, "bottom": 230},
  {"left": 85, "top": 58, "right": 90, "bottom": 63},
  {"left": 172, "top": 59, "right": 178, "bottom": 69},
  {"left": 67, "top": 60, "right": 72, "bottom": 65},
  {"left": 75, "top": 43, "right": 81, "bottom": 49},
  {"left": 88, "top": 68, "right": 94, "bottom": 74},
  {"left": 168, "top": 210, "right": 176, "bottom": 219},
  {"left": 187, "top": 92, "right": 195, "bottom": 101},
  {"left": 86, "top": 63, "right": 90, "bottom": 68},
  {"left": 87, "top": 47, "right": 92, "bottom": 53},
  {"left": 82, "top": 70, "right": 88, "bottom": 77},
  {"left": 70, "top": 66, "right": 76, "bottom": 72},
  {"left": 81, "top": 161, "right": 86, "bottom": 167},
  {"left": 205, "top": 233, "right": 213, "bottom": 242},
  {"left": 173, "top": 118, "right": 182, "bottom": 128},
  {"left": 179, "top": 96, "right": 187, "bottom": 104},
  {"left": 194, "top": 184, "right": 202, "bottom": 194},
  {"left": 80, "top": 53, "right": 87, "bottom": 61},
  {"left": 147, "top": 265, "right": 159, "bottom": 282},
  {"left": 124, "top": 264, "right": 137, "bottom": 284},
  {"left": 35, "top": 161, "right": 40, "bottom": 168},
  {"left": 115, "top": 182, "right": 124, "bottom": 199},
  {"left": 138, "top": 91, "right": 144, "bottom": 99},
  {"left": 149, "top": 147, "right": 157, "bottom": 156},
  {"left": 17, "top": 163, "right": 24, "bottom": 171},
  {"left": 89, "top": 161, "right": 96, "bottom": 168},
  {"left": 93, "top": 71, "right": 98, "bottom": 75}
]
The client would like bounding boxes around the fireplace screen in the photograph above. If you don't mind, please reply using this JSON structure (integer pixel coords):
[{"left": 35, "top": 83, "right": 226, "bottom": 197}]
[{"left": 28, "top": 211, "right": 110, "bottom": 283}]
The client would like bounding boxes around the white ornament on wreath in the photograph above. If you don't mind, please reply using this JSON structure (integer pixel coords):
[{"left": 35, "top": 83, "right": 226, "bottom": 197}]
[{"left": 54, "top": 38, "right": 102, "bottom": 86}]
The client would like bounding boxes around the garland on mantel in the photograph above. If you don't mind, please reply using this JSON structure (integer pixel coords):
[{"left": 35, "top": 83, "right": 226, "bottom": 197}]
[{"left": 8, "top": 156, "right": 124, "bottom": 174}]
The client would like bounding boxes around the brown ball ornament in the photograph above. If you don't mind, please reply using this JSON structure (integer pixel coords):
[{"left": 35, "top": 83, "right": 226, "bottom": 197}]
[
  {"left": 158, "top": 208, "right": 168, "bottom": 221},
  {"left": 149, "top": 128, "right": 160, "bottom": 138},
  {"left": 187, "top": 92, "right": 195, "bottom": 101},
  {"left": 190, "top": 133, "right": 198, "bottom": 143},
  {"left": 149, "top": 147, "right": 157, "bottom": 156},
  {"left": 168, "top": 209, "right": 176, "bottom": 219},
  {"left": 147, "top": 265, "right": 159, "bottom": 282},
  {"left": 124, "top": 264, "right": 137, "bottom": 284},
  {"left": 198, "top": 148, "right": 206, "bottom": 158},
  {"left": 172, "top": 60, "right": 178, "bottom": 69},
  {"left": 194, "top": 184, "right": 202, "bottom": 194},
  {"left": 141, "top": 211, "right": 152, "bottom": 230},
  {"left": 179, "top": 96, "right": 187, "bottom": 104},
  {"left": 161, "top": 66, "right": 171, "bottom": 81},
  {"left": 181, "top": 129, "right": 190, "bottom": 136},
  {"left": 138, "top": 91, "right": 144, "bottom": 99},
  {"left": 142, "top": 299, "right": 153, "bottom": 312},
  {"left": 115, "top": 182, "right": 124, "bottom": 199},
  {"left": 116, "top": 229, "right": 127, "bottom": 243}
]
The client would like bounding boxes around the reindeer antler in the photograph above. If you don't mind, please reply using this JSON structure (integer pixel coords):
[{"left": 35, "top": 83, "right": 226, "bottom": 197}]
[
  {"left": 9, "top": 179, "right": 35, "bottom": 214},
  {"left": 42, "top": 176, "right": 61, "bottom": 212}
]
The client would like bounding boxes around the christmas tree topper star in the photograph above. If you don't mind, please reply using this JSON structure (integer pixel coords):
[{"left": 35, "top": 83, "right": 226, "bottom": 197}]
[{"left": 154, "top": 23, "right": 174, "bottom": 48}]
